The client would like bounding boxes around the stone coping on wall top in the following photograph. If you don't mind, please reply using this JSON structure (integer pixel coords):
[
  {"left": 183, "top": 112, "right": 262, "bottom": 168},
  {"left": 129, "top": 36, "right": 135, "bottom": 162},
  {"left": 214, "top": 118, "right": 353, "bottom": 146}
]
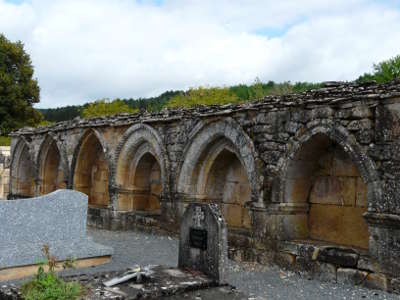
[{"left": 11, "top": 80, "right": 400, "bottom": 136}]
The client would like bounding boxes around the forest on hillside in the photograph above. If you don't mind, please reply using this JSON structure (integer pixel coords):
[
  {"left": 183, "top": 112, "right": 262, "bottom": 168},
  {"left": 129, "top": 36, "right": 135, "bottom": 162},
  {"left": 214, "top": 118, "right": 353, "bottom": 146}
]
[
  {"left": 39, "top": 54, "right": 400, "bottom": 123},
  {"left": 39, "top": 81, "right": 320, "bottom": 122}
]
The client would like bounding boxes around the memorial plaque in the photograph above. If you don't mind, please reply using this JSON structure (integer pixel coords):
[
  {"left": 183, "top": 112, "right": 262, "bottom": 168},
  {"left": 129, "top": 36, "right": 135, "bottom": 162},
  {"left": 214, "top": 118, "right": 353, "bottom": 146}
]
[{"left": 189, "top": 227, "right": 207, "bottom": 250}]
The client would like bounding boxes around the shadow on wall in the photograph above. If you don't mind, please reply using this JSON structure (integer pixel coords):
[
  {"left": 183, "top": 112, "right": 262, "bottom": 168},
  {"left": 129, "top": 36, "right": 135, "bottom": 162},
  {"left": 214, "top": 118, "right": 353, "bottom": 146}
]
[
  {"left": 0, "top": 146, "right": 10, "bottom": 199},
  {"left": 73, "top": 131, "right": 109, "bottom": 207},
  {"left": 38, "top": 138, "right": 66, "bottom": 195},
  {"left": 117, "top": 152, "right": 161, "bottom": 212},
  {"left": 283, "top": 133, "right": 369, "bottom": 249},
  {"left": 11, "top": 141, "right": 34, "bottom": 198}
]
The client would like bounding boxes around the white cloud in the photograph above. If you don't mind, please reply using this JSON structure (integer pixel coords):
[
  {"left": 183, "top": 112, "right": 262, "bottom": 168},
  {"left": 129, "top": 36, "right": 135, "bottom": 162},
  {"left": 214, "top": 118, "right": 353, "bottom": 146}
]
[{"left": 0, "top": 0, "right": 399, "bottom": 108}]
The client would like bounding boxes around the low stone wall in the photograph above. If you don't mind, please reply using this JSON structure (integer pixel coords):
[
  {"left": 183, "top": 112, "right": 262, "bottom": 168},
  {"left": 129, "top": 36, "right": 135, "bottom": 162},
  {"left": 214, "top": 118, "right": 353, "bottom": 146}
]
[
  {"left": 275, "top": 241, "right": 399, "bottom": 293},
  {"left": 0, "top": 146, "right": 10, "bottom": 199},
  {"left": 87, "top": 206, "right": 162, "bottom": 233}
]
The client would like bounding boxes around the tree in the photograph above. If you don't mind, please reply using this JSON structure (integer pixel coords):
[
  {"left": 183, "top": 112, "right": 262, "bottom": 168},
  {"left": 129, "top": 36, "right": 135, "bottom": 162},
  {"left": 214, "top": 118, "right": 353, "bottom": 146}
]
[
  {"left": 0, "top": 34, "right": 42, "bottom": 135},
  {"left": 358, "top": 55, "right": 400, "bottom": 83},
  {"left": 80, "top": 98, "right": 138, "bottom": 118},
  {"left": 167, "top": 86, "right": 240, "bottom": 108}
]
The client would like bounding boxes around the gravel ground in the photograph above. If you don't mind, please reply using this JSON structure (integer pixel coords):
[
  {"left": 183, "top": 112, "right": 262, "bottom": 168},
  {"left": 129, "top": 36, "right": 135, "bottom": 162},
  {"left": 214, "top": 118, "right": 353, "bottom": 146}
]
[{"left": 29, "top": 229, "right": 400, "bottom": 299}]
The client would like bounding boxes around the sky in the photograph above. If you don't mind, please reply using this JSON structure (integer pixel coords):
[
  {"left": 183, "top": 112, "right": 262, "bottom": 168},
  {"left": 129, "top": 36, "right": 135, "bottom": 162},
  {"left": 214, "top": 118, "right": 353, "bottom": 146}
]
[{"left": 1, "top": 0, "right": 400, "bottom": 108}]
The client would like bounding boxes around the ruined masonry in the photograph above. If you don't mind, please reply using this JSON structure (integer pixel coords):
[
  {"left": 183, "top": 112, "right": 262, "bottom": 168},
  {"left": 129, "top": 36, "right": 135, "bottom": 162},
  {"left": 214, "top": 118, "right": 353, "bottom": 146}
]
[{"left": 9, "top": 80, "right": 400, "bottom": 292}]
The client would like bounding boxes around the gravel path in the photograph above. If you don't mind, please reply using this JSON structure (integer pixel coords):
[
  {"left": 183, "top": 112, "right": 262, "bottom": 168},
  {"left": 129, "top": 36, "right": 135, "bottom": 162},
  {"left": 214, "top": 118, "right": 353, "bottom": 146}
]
[{"left": 44, "top": 229, "right": 400, "bottom": 299}]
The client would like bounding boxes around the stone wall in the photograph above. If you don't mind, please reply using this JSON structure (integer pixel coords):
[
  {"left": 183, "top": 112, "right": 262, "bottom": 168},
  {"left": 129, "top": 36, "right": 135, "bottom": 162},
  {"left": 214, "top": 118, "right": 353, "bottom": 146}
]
[
  {"left": 9, "top": 80, "right": 400, "bottom": 291},
  {"left": 0, "top": 146, "right": 10, "bottom": 199}
]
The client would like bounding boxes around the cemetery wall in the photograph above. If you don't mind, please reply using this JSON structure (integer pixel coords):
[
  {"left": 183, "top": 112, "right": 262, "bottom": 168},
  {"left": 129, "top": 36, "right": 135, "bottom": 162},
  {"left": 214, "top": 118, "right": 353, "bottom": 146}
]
[
  {"left": 0, "top": 146, "right": 10, "bottom": 199},
  {"left": 9, "top": 80, "right": 400, "bottom": 291}
]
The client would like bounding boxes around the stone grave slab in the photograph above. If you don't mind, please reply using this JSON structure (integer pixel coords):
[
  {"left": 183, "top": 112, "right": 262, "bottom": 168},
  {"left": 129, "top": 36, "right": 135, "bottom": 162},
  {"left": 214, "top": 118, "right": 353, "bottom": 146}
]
[
  {"left": 0, "top": 266, "right": 249, "bottom": 299},
  {"left": 0, "top": 189, "right": 113, "bottom": 281},
  {"left": 178, "top": 203, "right": 228, "bottom": 283}
]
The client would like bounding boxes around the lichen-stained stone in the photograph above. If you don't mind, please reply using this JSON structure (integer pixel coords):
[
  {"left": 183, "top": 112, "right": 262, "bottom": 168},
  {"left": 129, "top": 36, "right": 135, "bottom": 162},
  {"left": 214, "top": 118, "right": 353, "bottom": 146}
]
[
  {"left": 285, "top": 178, "right": 312, "bottom": 203},
  {"left": 309, "top": 176, "right": 356, "bottom": 206},
  {"left": 178, "top": 203, "right": 227, "bottom": 283},
  {"left": 332, "top": 150, "right": 361, "bottom": 177},
  {"left": 315, "top": 262, "right": 337, "bottom": 283},
  {"left": 356, "top": 177, "right": 368, "bottom": 207},
  {"left": 0, "top": 190, "right": 112, "bottom": 276},
  {"left": 347, "top": 119, "right": 373, "bottom": 131},
  {"left": 221, "top": 203, "right": 242, "bottom": 227},
  {"left": 337, "top": 268, "right": 368, "bottom": 285},
  {"left": 364, "top": 273, "right": 391, "bottom": 291},
  {"left": 392, "top": 278, "right": 400, "bottom": 294},
  {"left": 317, "top": 247, "right": 359, "bottom": 267}
]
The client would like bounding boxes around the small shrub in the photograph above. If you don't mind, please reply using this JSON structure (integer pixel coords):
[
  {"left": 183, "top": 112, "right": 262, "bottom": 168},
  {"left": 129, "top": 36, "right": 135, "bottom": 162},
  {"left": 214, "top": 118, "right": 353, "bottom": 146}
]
[
  {"left": 21, "top": 245, "right": 83, "bottom": 300},
  {"left": 0, "top": 136, "right": 10, "bottom": 146}
]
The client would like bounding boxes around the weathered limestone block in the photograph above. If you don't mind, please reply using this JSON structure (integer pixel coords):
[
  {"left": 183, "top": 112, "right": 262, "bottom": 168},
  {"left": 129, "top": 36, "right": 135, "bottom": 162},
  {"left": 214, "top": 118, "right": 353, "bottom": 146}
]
[
  {"left": 337, "top": 268, "right": 368, "bottom": 285},
  {"left": 392, "top": 278, "right": 400, "bottom": 294},
  {"left": 337, "top": 106, "right": 373, "bottom": 120},
  {"left": 309, "top": 176, "right": 356, "bottom": 206},
  {"left": 309, "top": 204, "right": 369, "bottom": 249},
  {"left": 364, "top": 273, "right": 391, "bottom": 291},
  {"left": 314, "top": 262, "right": 337, "bottom": 283},
  {"left": 275, "top": 252, "right": 296, "bottom": 269},
  {"left": 308, "top": 107, "right": 334, "bottom": 120},
  {"left": 357, "top": 256, "right": 381, "bottom": 273},
  {"left": 317, "top": 247, "right": 359, "bottom": 268},
  {"left": 356, "top": 177, "right": 368, "bottom": 207},
  {"left": 365, "top": 216, "right": 400, "bottom": 277},
  {"left": 279, "top": 213, "right": 309, "bottom": 241},
  {"left": 347, "top": 119, "right": 373, "bottom": 131}
]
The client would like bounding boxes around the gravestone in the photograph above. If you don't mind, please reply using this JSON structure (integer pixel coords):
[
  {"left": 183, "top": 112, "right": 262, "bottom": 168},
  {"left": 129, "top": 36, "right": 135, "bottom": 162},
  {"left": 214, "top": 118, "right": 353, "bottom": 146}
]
[
  {"left": 0, "top": 189, "right": 113, "bottom": 280},
  {"left": 178, "top": 203, "right": 227, "bottom": 283}
]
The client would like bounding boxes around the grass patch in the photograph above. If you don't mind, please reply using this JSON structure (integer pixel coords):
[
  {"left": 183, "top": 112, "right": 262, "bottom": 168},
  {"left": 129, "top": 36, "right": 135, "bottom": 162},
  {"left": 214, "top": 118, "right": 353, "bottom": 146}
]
[
  {"left": 0, "top": 136, "right": 10, "bottom": 146},
  {"left": 21, "top": 269, "right": 82, "bottom": 300},
  {"left": 21, "top": 245, "right": 83, "bottom": 300}
]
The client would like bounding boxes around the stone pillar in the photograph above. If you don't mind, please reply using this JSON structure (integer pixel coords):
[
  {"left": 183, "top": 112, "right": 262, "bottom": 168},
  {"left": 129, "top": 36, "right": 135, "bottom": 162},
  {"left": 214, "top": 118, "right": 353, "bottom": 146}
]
[{"left": 364, "top": 212, "right": 400, "bottom": 277}]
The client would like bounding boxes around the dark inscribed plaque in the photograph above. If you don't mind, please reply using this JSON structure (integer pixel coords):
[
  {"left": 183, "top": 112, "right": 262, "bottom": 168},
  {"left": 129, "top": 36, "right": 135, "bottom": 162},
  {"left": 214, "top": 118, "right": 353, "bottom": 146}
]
[{"left": 189, "top": 228, "right": 208, "bottom": 250}]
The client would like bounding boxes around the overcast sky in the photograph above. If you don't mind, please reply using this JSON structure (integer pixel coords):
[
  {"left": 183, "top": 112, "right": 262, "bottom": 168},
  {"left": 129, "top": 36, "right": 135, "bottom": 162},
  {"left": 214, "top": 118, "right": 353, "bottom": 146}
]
[{"left": 1, "top": 0, "right": 399, "bottom": 108}]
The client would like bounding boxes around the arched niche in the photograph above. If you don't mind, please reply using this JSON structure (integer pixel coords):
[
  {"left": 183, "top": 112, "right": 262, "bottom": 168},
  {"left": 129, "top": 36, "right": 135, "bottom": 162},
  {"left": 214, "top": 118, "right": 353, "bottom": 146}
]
[
  {"left": 177, "top": 120, "right": 257, "bottom": 230},
  {"left": 72, "top": 130, "right": 109, "bottom": 207},
  {"left": 282, "top": 133, "right": 370, "bottom": 249},
  {"left": 37, "top": 136, "right": 66, "bottom": 195},
  {"left": 10, "top": 139, "right": 35, "bottom": 198},
  {"left": 114, "top": 124, "right": 167, "bottom": 213}
]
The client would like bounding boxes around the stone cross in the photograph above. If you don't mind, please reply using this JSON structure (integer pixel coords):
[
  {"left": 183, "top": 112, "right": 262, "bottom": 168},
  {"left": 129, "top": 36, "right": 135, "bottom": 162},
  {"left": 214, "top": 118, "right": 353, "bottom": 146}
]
[{"left": 192, "top": 206, "right": 205, "bottom": 227}]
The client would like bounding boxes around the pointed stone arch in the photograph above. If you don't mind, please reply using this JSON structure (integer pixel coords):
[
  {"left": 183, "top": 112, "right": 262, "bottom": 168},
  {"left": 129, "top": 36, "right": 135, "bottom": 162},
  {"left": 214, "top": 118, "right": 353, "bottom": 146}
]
[
  {"left": 113, "top": 123, "right": 168, "bottom": 212},
  {"left": 277, "top": 123, "right": 382, "bottom": 249},
  {"left": 177, "top": 118, "right": 260, "bottom": 230},
  {"left": 10, "top": 138, "right": 35, "bottom": 198},
  {"left": 37, "top": 134, "right": 69, "bottom": 195},
  {"left": 71, "top": 129, "right": 111, "bottom": 207}
]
